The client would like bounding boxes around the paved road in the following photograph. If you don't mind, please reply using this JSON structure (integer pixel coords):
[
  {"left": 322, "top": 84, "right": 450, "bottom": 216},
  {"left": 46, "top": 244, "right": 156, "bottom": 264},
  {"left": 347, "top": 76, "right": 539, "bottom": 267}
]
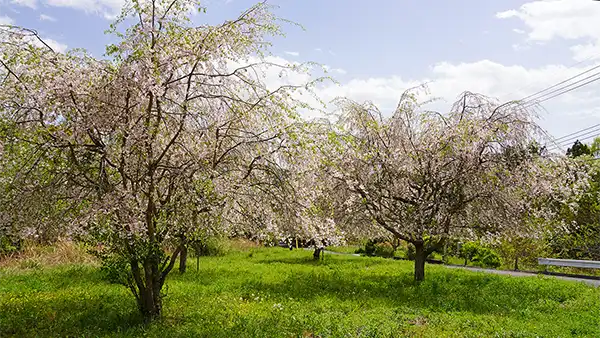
[
  {"left": 444, "top": 265, "right": 600, "bottom": 287},
  {"left": 314, "top": 249, "right": 600, "bottom": 287}
]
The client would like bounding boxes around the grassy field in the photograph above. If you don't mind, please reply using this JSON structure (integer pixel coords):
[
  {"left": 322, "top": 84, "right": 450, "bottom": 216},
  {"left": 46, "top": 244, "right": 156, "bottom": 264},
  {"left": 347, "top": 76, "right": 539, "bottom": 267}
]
[{"left": 1, "top": 247, "right": 599, "bottom": 337}]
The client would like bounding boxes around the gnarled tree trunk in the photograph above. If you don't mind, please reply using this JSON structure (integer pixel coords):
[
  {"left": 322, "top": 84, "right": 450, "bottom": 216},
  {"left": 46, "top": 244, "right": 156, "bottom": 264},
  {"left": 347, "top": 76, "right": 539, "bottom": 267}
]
[
  {"left": 128, "top": 242, "right": 181, "bottom": 322},
  {"left": 414, "top": 242, "right": 426, "bottom": 282}
]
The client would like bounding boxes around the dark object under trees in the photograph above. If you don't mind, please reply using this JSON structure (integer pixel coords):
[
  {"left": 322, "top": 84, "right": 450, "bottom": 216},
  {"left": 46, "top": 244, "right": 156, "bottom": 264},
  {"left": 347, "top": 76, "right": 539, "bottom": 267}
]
[{"left": 313, "top": 247, "right": 323, "bottom": 260}]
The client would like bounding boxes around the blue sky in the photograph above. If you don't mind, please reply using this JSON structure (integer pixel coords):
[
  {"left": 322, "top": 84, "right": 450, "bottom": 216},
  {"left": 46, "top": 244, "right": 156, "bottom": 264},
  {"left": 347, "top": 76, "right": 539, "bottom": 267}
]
[{"left": 2, "top": 0, "right": 600, "bottom": 151}]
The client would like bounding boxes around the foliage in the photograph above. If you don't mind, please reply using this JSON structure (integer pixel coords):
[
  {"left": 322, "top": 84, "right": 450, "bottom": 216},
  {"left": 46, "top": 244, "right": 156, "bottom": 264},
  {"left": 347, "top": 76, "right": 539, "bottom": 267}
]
[
  {"left": 356, "top": 238, "right": 395, "bottom": 257},
  {"left": 99, "top": 252, "right": 132, "bottom": 285},
  {"left": 325, "top": 88, "right": 558, "bottom": 281},
  {"left": 1, "top": 248, "right": 600, "bottom": 337},
  {"left": 406, "top": 243, "right": 435, "bottom": 261},
  {"left": 458, "top": 241, "right": 501, "bottom": 269},
  {"left": 191, "top": 237, "right": 229, "bottom": 257},
  {"left": 373, "top": 241, "right": 395, "bottom": 258},
  {"left": 497, "top": 236, "right": 546, "bottom": 271},
  {"left": 472, "top": 247, "right": 502, "bottom": 269},
  {"left": 545, "top": 155, "right": 600, "bottom": 261},
  {"left": 0, "top": 0, "right": 320, "bottom": 320},
  {"left": 0, "top": 236, "right": 19, "bottom": 256},
  {"left": 458, "top": 242, "right": 480, "bottom": 266},
  {"left": 567, "top": 140, "right": 591, "bottom": 157}
]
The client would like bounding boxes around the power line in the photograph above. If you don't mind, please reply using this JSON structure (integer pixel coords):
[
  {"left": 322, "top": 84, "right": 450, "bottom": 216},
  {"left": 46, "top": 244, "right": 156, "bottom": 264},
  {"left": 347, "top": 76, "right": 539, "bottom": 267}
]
[
  {"left": 522, "top": 71, "right": 600, "bottom": 107},
  {"left": 552, "top": 127, "right": 600, "bottom": 147},
  {"left": 519, "top": 64, "right": 600, "bottom": 103},
  {"left": 502, "top": 52, "right": 600, "bottom": 102},
  {"left": 545, "top": 124, "right": 600, "bottom": 153},
  {"left": 553, "top": 123, "right": 600, "bottom": 142},
  {"left": 523, "top": 72, "right": 600, "bottom": 109},
  {"left": 547, "top": 132, "right": 600, "bottom": 152}
]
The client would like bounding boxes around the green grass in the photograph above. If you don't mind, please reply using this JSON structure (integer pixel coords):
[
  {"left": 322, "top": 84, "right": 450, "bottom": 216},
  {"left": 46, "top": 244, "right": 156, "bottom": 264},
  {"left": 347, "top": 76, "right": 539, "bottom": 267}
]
[
  {"left": 1, "top": 248, "right": 599, "bottom": 337},
  {"left": 326, "top": 245, "right": 361, "bottom": 254}
]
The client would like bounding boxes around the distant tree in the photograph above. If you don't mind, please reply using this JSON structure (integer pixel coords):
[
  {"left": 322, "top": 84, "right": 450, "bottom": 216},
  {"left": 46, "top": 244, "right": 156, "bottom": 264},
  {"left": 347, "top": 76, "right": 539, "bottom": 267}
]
[
  {"left": 567, "top": 140, "right": 591, "bottom": 157},
  {"left": 547, "top": 157, "right": 600, "bottom": 260},
  {"left": 590, "top": 137, "right": 600, "bottom": 157}
]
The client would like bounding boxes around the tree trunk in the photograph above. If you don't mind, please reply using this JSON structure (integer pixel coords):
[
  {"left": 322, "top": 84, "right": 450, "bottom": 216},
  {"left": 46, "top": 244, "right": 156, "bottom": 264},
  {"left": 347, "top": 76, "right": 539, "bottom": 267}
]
[
  {"left": 129, "top": 245, "right": 181, "bottom": 322},
  {"left": 130, "top": 258, "right": 164, "bottom": 322},
  {"left": 414, "top": 242, "right": 426, "bottom": 282},
  {"left": 138, "top": 282, "right": 162, "bottom": 321},
  {"left": 514, "top": 256, "right": 519, "bottom": 271},
  {"left": 179, "top": 244, "right": 188, "bottom": 273},
  {"left": 442, "top": 241, "right": 448, "bottom": 264},
  {"left": 313, "top": 247, "right": 322, "bottom": 260}
]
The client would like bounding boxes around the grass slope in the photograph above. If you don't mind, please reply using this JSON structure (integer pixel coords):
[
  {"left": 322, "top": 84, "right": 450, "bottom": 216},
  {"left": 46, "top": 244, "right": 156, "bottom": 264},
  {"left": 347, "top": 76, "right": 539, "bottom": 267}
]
[{"left": 1, "top": 248, "right": 599, "bottom": 337}]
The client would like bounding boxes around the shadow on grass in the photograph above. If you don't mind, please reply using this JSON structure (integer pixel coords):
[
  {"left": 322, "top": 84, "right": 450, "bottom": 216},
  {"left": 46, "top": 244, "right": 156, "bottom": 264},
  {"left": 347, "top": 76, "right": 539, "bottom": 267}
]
[
  {"left": 0, "top": 288, "right": 144, "bottom": 337},
  {"left": 255, "top": 254, "right": 389, "bottom": 267},
  {"left": 0, "top": 253, "right": 593, "bottom": 337},
  {"left": 240, "top": 265, "right": 585, "bottom": 317},
  {"left": 0, "top": 265, "right": 106, "bottom": 294}
]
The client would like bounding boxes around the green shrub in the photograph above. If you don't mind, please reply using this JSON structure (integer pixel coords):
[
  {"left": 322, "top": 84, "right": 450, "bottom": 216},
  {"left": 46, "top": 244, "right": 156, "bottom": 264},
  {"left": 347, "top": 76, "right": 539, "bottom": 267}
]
[
  {"left": 459, "top": 242, "right": 479, "bottom": 265},
  {"left": 459, "top": 241, "right": 502, "bottom": 269},
  {"left": 363, "top": 239, "right": 377, "bottom": 256},
  {"left": 191, "top": 237, "right": 229, "bottom": 257},
  {"left": 0, "top": 236, "right": 19, "bottom": 256},
  {"left": 374, "top": 242, "right": 395, "bottom": 258},
  {"left": 99, "top": 254, "right": 131, "bottom": 285},
  {"left": 497, "top": 237, "right": 545, "bottom": 270},
  {"left": 473, "top": 247, "right": 502, "bottom": 269}
]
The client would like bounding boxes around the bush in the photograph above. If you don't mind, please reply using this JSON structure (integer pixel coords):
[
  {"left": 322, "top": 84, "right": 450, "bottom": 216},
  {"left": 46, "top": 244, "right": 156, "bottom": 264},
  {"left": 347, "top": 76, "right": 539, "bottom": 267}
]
[
  {"left": 459, "top": 241, "right": 502, "bottom": 269},
  {"left": 459, "top": 242, "right": 480, "bottom": 265},
  {"left": 191, "top": 237, "right": 229, "bottom": 257},
  {"left": 99, "top": 253, "right": 131, "bottom": 285},
  {"left": 497, "top": 237, "right": 545, "bottom": 271},
  {"left": 374, "top": 242, "right": 395, "bottom": 258},
  {"left": 473, "top": 247, "right": 502, "bottom": 269},
  {"left": 0, "top": 236, "right": 20, "bottom": 256},
  {"left": 357, "top": 238, "right": 396, "bottom": 258},
  {"left": 364, "top": 239, "right": 377, "bottom": 256}
]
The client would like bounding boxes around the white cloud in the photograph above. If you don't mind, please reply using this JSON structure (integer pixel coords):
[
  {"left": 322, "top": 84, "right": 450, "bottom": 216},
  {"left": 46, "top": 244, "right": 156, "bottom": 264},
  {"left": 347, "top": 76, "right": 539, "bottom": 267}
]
[
  {"left": 0, "top": 13, "right": 66, "bottom": 52},
  {"left": 284, "top": 51, "right": 299, "bottom": 57},
  {"left": 43, "top": 38, "right": 68, "bottom": 53},
  {"left": 10, "top": 0, "right": 125, "bottom": 18},
  {"left": 44, "top": 0, "right": 126, "bottom": 19},
  {"left": 512, "top": 43, "right": 530, "bottom": 51},
  {"left": 39, "top": 14, "right": 57, "bottom": 22},
  {"left": 39, "top": 0, "right": 196, "bottom": 20},
  {"left": 252, "top": 54, "right": 600, "bottom": 138},
  {"left": 322, "top": 65, "right": 347, "bottom": 75},
  {"left": 513, "top": 29, "right": 525, "bottom": 34},
  {"left": 570, "top": 43, "right": 600, "bottom": 62},
  {"left": 11, "top": 0, "right": 38, "bottom": 9},
  {"left": 497, "top": 0, "right": 600, "bottom": 61},
  {"left": 0, "top": 16, "right": 15, "bottom": 25},
  {"left": 332, "top": 68, "right": 347, "bottom": 75},
  {"left": 25, "top": 35, "right": 68, "bottom": 53},
  {"left": 314, "top": 48, "right": 322, "bottom": 52}
]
